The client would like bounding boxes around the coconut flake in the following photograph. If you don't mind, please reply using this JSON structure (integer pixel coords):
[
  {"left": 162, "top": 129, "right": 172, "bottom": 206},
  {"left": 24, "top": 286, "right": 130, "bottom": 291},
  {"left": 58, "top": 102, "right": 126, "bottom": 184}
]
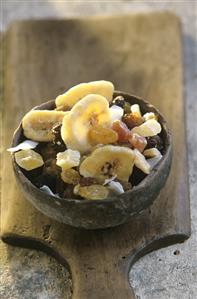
[
  {"left": 40, "top": 185, "right": 56, "bottom": 197},
  {"left": 107, "top": 181, "right": 124, "bottom": 194},
  {"left": 109, "top": 105, "right": 124, "bottom": 124},
  {"left": 7, "top": 140, "right": 38, "bottom": 153}
]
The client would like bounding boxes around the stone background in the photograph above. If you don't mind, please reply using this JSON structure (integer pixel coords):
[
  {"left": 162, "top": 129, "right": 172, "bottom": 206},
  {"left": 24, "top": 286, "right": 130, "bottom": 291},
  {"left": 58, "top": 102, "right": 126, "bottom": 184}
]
[{"left": 0, "top": 1, "right": 196, "bottom": 299}]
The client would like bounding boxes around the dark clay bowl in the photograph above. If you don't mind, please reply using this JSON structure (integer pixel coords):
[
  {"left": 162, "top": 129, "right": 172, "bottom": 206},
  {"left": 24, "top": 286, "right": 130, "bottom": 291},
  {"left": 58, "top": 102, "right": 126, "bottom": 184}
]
[{"left": 12, "top": 91, "right": 172, "bottom": 229}]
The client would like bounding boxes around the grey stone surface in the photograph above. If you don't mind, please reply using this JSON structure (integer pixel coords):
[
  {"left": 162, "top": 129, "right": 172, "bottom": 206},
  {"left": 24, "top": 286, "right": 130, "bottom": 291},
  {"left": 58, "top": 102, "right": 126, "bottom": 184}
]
[{"left": 1, "top": 1, "right": 197, "bottom": 299}]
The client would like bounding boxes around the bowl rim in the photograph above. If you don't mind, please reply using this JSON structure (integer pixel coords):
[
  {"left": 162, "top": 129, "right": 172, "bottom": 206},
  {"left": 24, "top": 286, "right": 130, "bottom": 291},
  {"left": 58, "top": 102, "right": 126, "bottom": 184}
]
[{"left": 12, "top": 91, "right": 172, "bottom": 205}]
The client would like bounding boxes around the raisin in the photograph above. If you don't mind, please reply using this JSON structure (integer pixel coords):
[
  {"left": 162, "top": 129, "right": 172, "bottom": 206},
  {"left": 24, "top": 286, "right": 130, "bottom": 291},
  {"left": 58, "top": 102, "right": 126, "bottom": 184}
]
[
  {"left": 146, "top": 135, "right": 163, "bottom": 151},
  {"left": 122, "top": 112, "right": 143, "bottom": 129},
  {"left": 112, "top": 120, "right": 130, "bottom": 143},
  {"left": 88, "top": 125, "right": 118, "bottom": 145}
]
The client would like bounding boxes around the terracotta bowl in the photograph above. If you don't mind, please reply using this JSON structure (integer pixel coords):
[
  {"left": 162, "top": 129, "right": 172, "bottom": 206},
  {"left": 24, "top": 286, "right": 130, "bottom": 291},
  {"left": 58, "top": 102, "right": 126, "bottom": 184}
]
[{"left": 12, "top": 91, "right": 172, "bottom": 229}]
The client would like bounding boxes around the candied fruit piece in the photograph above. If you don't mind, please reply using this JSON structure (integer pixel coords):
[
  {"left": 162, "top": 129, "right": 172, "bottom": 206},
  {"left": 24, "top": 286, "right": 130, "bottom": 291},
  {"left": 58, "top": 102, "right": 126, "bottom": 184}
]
[
  {"left": 88, "top": 125, "right": 118, "bottom": 145},
  {"left": 56, "top": 149, "right": 80, "bottom": 170},
  {"left": 74, "top": 184, "right": 109, "bottom": 200},
  {"left": 111, "top": 95, "right": 125, "bottom": 108},
  {"left": 143, "top": 148, "right": 162, "bottom": 158},
  {"left": 112, "top": 120, "right": 130, "bottom": 143},
  {"left": 131, "top": 119, "right": 161, "bottom": 137},
  {"left": 128, "top": 133, "right": 147, "bottom": 152},
  {"left": 15, "top": 149, "right": 44, "bottom": 171},
  {"left": 122, "top": 112, "right": 143, "bottom": 129},
  {"left": 61, "top": 168, "right": 81, "bottom": 185}
]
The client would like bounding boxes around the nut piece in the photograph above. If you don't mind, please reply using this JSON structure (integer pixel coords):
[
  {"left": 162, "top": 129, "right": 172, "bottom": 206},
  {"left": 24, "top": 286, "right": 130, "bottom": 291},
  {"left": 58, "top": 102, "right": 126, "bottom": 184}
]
[
  {"left": 61, "top": 168, "right": 81, "bottom": 185},
  {"left": 15, "top": 149, "right": 44, "bottom": 171},
  {"left": 74, "top": 184, "right": 109, "bottom": 200},
  {"left": 56, "top": 149, "right": 80, "bottom": 170}
]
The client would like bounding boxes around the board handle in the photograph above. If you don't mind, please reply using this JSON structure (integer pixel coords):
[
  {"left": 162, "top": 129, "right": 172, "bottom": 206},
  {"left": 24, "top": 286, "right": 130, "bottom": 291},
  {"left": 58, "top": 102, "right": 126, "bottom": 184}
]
[{"left": 70, "top": 261, "right": 135, "bottom": 299}]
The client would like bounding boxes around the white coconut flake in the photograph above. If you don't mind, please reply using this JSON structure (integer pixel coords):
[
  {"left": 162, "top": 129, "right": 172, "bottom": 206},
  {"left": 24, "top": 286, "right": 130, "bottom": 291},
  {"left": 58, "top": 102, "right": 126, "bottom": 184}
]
[
  {"left": 109, "top": 105, "right": 124, "bottom": 124},
  {"left": 107, "top": 181, "right": 124, "bottom": 194},
  {"left": 103, "top": 175, "right": 117, "bottom": 186},
  {"left": 40, "top": 185, "right": 56, "bottom": 197},
  {"left": 7, "top": 140, "right": 38, "bottom": 152}
]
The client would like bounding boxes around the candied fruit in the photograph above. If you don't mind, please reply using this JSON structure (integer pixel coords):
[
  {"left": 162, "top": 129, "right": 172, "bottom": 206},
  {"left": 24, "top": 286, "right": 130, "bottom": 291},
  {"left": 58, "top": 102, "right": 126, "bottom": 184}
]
[
  {"left": 122, "top": 112, "right": 143, "bottom": 129},
  {"left": 112, "top": 120, "right": 130, "bottom": 143},
  {"left": 88, "top": 125, "right": 118, "bottom": 145},
  {"left": 128, "top": 133, "right": 147, "bottom": 152},
  {"left": 61, "top": 168, "right": 81, "bottom": 185},
  {"left": 15, "top": 149, "right": 44, "bottom": 171},
  {"left": 74, "top": 184, "right": 109, "bottom": 200}
]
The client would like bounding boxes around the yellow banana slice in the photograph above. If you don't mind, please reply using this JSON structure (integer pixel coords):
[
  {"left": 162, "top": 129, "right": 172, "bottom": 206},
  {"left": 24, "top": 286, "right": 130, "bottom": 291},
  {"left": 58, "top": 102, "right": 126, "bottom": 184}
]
[
  {"left": 55, "top": 80, "right": 114, "bottom": 109},
  {"left": 22, "top": 110, "right": 67, "bottom": 142},
  {"left": 61, "top": 94, "right": 111, "bottom": 153},
  {"left": 79, "top": 145, "right": 135, "bottom": 181}
]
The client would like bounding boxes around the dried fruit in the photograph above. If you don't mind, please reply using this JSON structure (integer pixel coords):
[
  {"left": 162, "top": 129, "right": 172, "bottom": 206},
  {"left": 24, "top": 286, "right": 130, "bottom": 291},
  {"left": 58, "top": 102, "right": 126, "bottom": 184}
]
[
  {"left": 131, "top": 119, "right": 161, "bottom": 137},
  {"left": 146, "top": 135, "right": 163, "bottom": 151},
  {"left": 123, "top": 101, "right": 131, "bottom": 114},
  {"left": 143, "top": 148, "right": 162, "bottom": 158},
  {"left": 39, "top": 142, "right": 58, "bottom": 161},
  {"left": 128, "top": 133, "right": 147, "bottom": 152},
  {"left": 56, "top": 149, "right": 80, "bottom": 170},
  {"left": 130, "top": 104, "right": 141, "bottom": 117},
  {"left": 111, "top": 96, "right": 125, "bottom": 108},
  {"left": 56, "top": 80, "right": 114, "bottom": 109},
  {"left": 61, "top": 168, "right": 81, "bottom": 185},
  {"left": 61, "top": 94, "right": 111, "bottom": 153},
  {"left": 112, "top": 120, "right": 130, "bottom": 143},
  {"left": 122, "top": 112, "right": 143, "bottom": 129},
  {"left": 15, "top": 149, "right": 44, "bottom": 171},
  {"left": 52, "top": 123, "right": 65, "bottom": 149},
  {"left": 134, "top": 149, "right": 150, "bottom": 174},
  {"left": 88, "top": 125, "right": 118, "bottom": 145},
  {"left": 143, "top": 112, "right": 157, "bottom": 121},
  {"left": 74, "top": 184, "right": 109, "bottom": 200},
  {"left": 22, "top": 110, "right": 67, "bottom": 142},
  {"left": 79, "top": 177, "right": 99, "bottom": 186},
  {"left": 79, "top": 145, "right": 135, "bottom": 181}
]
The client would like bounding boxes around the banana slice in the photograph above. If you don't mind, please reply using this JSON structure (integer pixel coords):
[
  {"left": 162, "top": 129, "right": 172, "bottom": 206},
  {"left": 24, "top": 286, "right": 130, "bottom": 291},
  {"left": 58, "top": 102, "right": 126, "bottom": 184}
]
[
  {"left": 56, "top": 80, "right": 114, "bottom": 109},
  {"left": 61, "top": 94, "right": 111, "bottom": 153},
  {"left": 79, "top": 145, "right": 135, "bottom": 181},
  {"left": 22, "top": 110, "right": 67, "bottom": 142}
]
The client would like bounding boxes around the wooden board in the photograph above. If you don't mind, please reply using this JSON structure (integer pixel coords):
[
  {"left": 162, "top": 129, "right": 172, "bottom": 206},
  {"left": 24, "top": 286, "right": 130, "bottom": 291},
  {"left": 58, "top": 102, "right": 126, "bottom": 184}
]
[{"left": 1, "top": 13, "right": 190, "bottom": 299}]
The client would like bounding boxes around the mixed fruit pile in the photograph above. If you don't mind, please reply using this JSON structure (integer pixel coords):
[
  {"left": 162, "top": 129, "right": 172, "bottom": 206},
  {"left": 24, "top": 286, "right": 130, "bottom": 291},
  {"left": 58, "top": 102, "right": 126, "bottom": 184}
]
[{"left": 9, "top": 81, "right": 164, "bottom": 200}]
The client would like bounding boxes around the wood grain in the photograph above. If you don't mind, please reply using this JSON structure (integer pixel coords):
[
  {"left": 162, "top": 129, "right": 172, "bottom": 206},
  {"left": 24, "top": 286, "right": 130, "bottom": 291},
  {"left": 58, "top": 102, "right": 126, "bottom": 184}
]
[{"left": 1, "top": 13, "right": 190, "bottom": 299}]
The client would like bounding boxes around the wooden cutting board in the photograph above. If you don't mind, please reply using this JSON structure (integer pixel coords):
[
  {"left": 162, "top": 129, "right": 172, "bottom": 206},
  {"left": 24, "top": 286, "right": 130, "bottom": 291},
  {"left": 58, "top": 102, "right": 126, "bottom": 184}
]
[{"left": 1, "top": 13, "right": 190, "bottom": 299}]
